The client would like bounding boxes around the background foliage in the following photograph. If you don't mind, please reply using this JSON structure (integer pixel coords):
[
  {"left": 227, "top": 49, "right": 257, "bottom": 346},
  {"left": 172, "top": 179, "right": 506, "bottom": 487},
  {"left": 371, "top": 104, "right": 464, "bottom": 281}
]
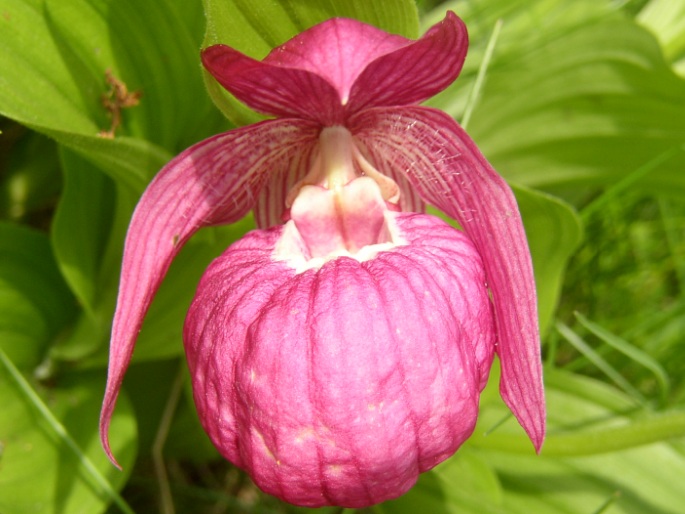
[{"left": 1, "top": 0, "right": 684, "bottom": 512}]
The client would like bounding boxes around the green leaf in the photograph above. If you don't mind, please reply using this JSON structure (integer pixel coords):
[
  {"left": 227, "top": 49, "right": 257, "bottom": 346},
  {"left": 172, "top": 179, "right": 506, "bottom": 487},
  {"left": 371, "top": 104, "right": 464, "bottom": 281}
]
[
  {"left": 556, "top": 321, "right": 646, "bottom": 404},
  {"left": 482, "top": 20, "right": 685, "bottom": 195},
  {"left": 0, "top": 0, "right": 219, "bottom": 144},
  {"left": 42, "top": 130, "right": 170, "bottom": 195},
  {"left": 52, "top": 149, "right": 116, "bottom": 315},
  {"left": 574, "top": 312, "right": 670, "bottom": 405},
  {"left": 0, "top": 0, "right": 98, "bottom": 135},
  {"left": 0, "top": 350, "right": 136, "bottom": 514},
  {"left": 0, "top": 129, "right": 61, "bottom": 223},
  {"left": 48, "top": 178, "right": 139, "bottom": 363},
  {"left": 202, "top": 0, "right": 419, "bottom": 125},
  {"left": 484, "top": 442, "right": 685, "bottom": 514},
  {"left": 427, "top": 0, "right": 685, "bottom": 197},
  {"left": 133, "top": 219, "right": 257, "bottom": 362},
  {"left": 423, "top": 0, "right": 619, "bottom": 116},
  {"left": 472, "top": 364, "right": 685, "bottom": 456},
  {"left": 0, "top": 0, "right": 224, "bottom": 193},
  {"left": 514, "top": 185, "right": 583, "bottom": 335},
  {"left": 471, "top": 367, "right": 685, "bottom": 513},
  {"left": 80, "top": 217, "right": 256, "bottom": 367},
  {"left": 0, "top": 222, "right": 76, "bottom": 370},
  {"left": 377, "top": 449, "right": 507, "bottom": 514},
  {"left": 638, "top": 0, "right": 685, "bottom": 75}
]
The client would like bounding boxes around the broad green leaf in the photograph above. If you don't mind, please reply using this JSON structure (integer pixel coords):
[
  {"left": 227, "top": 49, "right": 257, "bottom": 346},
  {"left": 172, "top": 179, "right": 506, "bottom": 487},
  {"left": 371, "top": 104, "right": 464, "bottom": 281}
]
[
  {"left": 0, "top": 0, "right": 218, "bottom": 147},
  {"left": 484, "top": 442, "right": 685, "bottom": 514},
  {"left": 38, "top": 0, "right": 223, "bottom": 150},
  {"left": 474, "top": 18, "right": 685, "bottom": 195},
  {"left": 0, "top": 0, "right": 99, "bottom": 135},
  {"left": 202, "top": 0, "right": 419, "bottom": 125},
  {"left": 513, "top": 185, "right": 582, "bottom": 335},
  {"left": 472, "top": 367, "right": 685, "bottom": 514},
  {"left": 0, "top": 129, "right": 61, "bottom": 223},
  {"left": 52, "top": 149, "right": 116, "bottom": 315},
  {"left": 377, "top": 449, "right": 507, "bottom": 514},
  {"left": 472, "top": 366, "right": 685, "bottom": 456},
  {"left": 48, "top": 180, "right": 138, "bottom": 362},
  {"left": 0, "top": 0, "right": 224, "bottom": 192},
  {"left": 39, "top": 130, "right": 170, "bottom": 194},
  {"left": 423, "top": 0, "right": 619, "bottom": 116},
  {"left": 639, "top": 0, "right": 685, "bottom": 75},
  {"left": 80, "top": 217, "right": 256, "bottom": 367},
  {"left": 0, "top": 351, "right": 136, "bottom": 514},
  {"left": 0, "top": 222, "right": 76, "bottom": 370},
  {"left": 133, "top": 218, "right": 257, "bottom": 362},
  {"left": 427, "top": 0, "right": 685, "bottom": 197}
]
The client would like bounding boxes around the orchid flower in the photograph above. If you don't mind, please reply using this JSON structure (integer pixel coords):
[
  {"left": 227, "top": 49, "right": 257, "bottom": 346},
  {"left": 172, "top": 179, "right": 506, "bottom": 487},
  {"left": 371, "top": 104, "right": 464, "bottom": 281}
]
[{"left": 100, "top": 11, "right": 545, "bottom": 507}]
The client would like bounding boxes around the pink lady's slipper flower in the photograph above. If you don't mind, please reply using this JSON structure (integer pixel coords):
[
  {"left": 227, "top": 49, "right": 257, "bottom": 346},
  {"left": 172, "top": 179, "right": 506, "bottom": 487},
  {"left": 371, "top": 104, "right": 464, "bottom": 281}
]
[{"left": 100, "top": 11, "right": 545, "bottom": 507}]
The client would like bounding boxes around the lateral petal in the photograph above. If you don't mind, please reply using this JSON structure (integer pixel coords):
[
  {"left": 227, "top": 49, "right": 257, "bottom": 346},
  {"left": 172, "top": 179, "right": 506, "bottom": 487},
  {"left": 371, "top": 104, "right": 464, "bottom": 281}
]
[
  {"left": 100, "top": 118, "right": 319, "bottom": 466},
  {"left": 348, "top": 11, "right": 468, "bottom": 113},
  {"left": 350, "top": 106, "right": 545, "bottom": 451}
]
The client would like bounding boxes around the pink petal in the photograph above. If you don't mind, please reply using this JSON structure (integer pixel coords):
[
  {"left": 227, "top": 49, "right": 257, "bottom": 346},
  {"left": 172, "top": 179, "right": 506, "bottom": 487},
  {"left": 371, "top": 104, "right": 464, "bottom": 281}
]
[
  {"left": 348, "top": 11, "right": 468, "bottom": 113},
  {"left": 201, "top": 12, "right": 467, "bottom": 124},
  {"left": 263, "top": 18, "right": 409, "bottom": 106},
  {"left": 100, "top": 119, "right": 319, "bottom": 466},
  {"left": 184, "top": 213, "right": 495, "bottom": 507},
  {"left": 350, "top": 106, "right": 545, "bottom": 451},
  {"left": 201, "top": 45, "right": 344, "bottom": 124}
]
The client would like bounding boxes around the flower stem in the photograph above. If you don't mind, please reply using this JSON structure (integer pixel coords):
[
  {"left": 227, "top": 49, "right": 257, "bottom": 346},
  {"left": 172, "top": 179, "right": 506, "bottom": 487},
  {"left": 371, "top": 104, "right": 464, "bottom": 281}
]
[{"left": 152, "top": 362, "right": 185, "bottom": 514}]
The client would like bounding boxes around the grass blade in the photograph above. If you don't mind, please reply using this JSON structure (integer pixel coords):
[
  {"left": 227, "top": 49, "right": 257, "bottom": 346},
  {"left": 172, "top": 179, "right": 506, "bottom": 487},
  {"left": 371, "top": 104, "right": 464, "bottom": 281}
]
[
  {"left": 0, "top": 348, "right": 134, "bottom": 514},
  {"left": 575, "top": 312, "right": 670, "bottom": 405},
  {"left": 461, "top": 18, "right": 503, "bottom": 130},
  {"left": 556, "top": 321, "right": 646, "bottom": 404}
]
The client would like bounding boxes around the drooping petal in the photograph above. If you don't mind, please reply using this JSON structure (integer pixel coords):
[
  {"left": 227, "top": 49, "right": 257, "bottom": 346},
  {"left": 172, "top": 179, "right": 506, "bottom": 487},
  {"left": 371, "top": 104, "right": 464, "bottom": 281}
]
[
  {"left": 350, "top": 106, "right": 545, "bottom": 451},
  {"left": 347, "top": 11, "right": 468, "bottom": 113},
  {"left": 184, "top": 212, "right": 495, "bottom": 507},
  {"left": 202, "top": 45, "right": 344, "bottom": 124},
  {"left": 100, "top": 118, "right": 319, "bottom": 466}
]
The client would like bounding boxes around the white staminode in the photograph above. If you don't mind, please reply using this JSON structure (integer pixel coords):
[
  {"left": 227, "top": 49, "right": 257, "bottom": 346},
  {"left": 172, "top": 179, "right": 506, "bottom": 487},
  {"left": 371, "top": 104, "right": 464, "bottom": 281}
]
[{"left": 275, "top": 126, "right": 406, "bottom": 273}]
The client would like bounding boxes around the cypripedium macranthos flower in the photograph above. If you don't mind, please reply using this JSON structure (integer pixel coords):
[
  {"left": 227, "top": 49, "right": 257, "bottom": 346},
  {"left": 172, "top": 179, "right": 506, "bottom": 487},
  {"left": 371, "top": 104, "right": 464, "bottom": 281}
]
[{"left": 100, "top": 11, "right": 545, "bottom": 508}]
